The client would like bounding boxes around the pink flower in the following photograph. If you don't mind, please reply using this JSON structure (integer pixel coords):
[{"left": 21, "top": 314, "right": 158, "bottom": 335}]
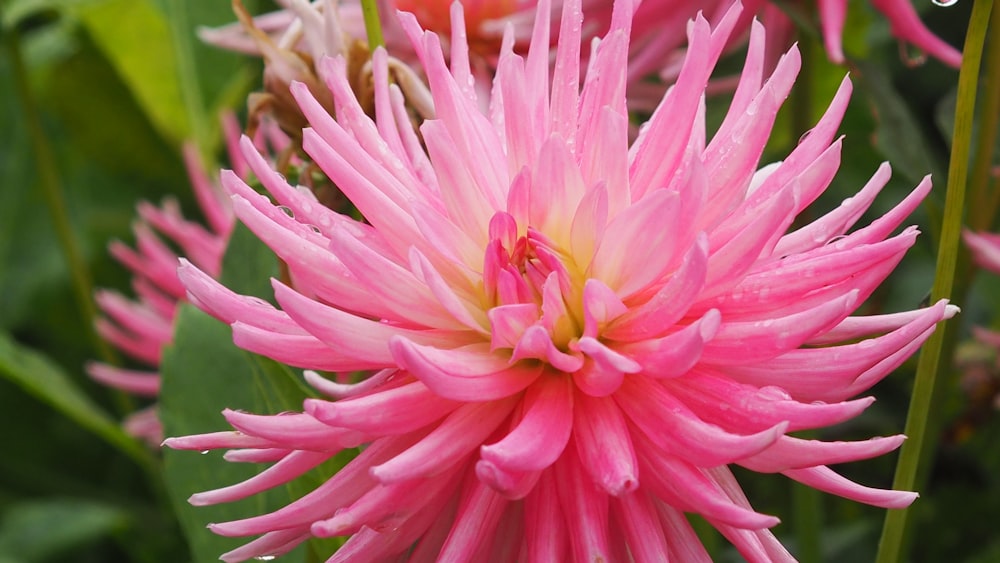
[
  {"left": 762, "top": 0, "right": 962, "bottom": 67},
  {"left": 166, "top": 1, "right": 955, "bottom": 560},
  {"left": 87, "top": 114, "right": 250, "bottom": 444},
  {"left": 965, "top": 230, "right": 1000, "bottom": 274}
]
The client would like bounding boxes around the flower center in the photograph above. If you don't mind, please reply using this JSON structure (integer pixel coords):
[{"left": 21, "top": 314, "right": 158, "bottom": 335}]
[{"left": 484, "top": 214, "right": 586, "bottom": 354}]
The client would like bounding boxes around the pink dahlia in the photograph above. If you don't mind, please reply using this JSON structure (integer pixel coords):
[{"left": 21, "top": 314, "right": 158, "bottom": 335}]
[
  {"left": 166, "top": 1, "right": 955, "bottom": 560},
  {"left": 963, "top": 230, "right": 1000, "bottom": 345},
  {"left": 87, "top": 114, "right": 256, "bottom": 444},
  {"left": 965, "top": 230, "right": 1000, "bottom": 274},
  {"left": 757, "top": 0, "right": 962, "bottom": 68}
]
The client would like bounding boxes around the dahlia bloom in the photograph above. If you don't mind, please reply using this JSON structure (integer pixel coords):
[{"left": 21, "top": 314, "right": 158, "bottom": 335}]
[
  {"left": 87, "top": 115, "right": 248, "bottom": 444},
  {"left": 756, "top": 0, "right": 962, "bottom": 68},
  {"left": 965, "top": 230, "right": 1000, "bottom": 274},
  {"left": 963, "top": 230, "right": 1000, "bottom": 347},
  {"left": 167, "top": 1, "right": 955, "bottom": 560}
]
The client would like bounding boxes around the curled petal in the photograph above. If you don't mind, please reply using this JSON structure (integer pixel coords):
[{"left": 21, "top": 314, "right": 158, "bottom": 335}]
[
  {"left": 739, "top": 434, "right": 906, "bottom": 473},
  {"left": 480, "top": 375, "right": 574, "bottom": 472},
  {"left": 369, "top": 396, "right": 520, "bottom": 483},
  {"left": 783, "top": 465, "right": 918, "bottom": 509},
  {"left": 617, "top": 309, "right": 720, "bottom": 378},
  {"left": 304, "top": 380, "right": 461, "bottom": 435},
  {"left": 391, "top": 339, "right": 544, "bottom": 401},
  {"left": 617, "top": 377, "right": 787, "bottom": 467}
]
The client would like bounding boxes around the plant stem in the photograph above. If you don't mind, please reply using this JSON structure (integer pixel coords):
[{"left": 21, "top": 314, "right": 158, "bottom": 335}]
[
  {"left": 165, "top": 0, "right": 210, "bottom": 156},
  {"left": 875, "top": 2, "right": 995, "bottom": 562},
  {"left": 3, "top": 22, "right": 120, "bottom": 369},
  {"left": 970, "top": 2, "right": 1000, "bottom": 232},
  {"left": 361, "top": 0, "right": 385, "bottom": 52}
]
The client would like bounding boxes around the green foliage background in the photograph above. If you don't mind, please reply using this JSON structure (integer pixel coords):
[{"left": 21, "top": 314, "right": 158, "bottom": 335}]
[{"left": 0, "top": 0, "right": 998, "bottom": 561}]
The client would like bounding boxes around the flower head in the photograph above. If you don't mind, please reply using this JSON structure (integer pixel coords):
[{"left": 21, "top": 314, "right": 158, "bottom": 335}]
[{"left": 167, "top": 1, "right": 954, "bottom": 560}]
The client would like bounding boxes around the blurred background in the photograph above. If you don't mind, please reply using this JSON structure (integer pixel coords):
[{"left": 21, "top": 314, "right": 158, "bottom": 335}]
[{"left": 1, "top": 0, "right": 998, "bottom": 561}]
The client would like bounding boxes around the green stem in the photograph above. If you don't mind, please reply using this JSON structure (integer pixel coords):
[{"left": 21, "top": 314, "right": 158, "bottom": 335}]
[
  {"left": 875, "top": 2, "right": 995, "bottom": 562},
  {"left": 3, "top": 22, "right": 119, "bottom": 369},
  {"left": 165, "top": 0, "right": 210, "bottom": 156},
  {"left": 970, "top": 3, "right": 1000, "bottom": 232},
  {"left": 793, "top": 478, "right": 823, "bottom": 563},
  {"left": 360, "top": 0, "right": 385, "bottom": 52}
]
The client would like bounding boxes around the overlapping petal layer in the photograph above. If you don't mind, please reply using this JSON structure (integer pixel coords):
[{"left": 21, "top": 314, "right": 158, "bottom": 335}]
[{"left": 167, "top": 1, "right": 955, "bottom": 560}]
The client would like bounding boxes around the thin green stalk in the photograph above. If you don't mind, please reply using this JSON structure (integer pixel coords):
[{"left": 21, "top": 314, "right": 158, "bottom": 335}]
[
  {"left": 165, "top": 0, "right": 209, "bottom": 156},
  {"left": 360, "top": 0, "right": 385, "bottom": 51},
  {"left": 970, "top": 3, "right": 1000, "bottom": 232},
  {"left": 876, "top": 2, "right": 995, "bottom": 562},
  {"left": 793, "top": 478, "right": 822, "bottom": 563},
  {"left": 4, "top": 23, "right": 120, "bottom": 370}
]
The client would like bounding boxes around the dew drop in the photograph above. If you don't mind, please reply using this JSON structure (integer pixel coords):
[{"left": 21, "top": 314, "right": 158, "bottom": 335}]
[
  {"left": 199, "top": 450, "right": 210, "bottom": 455},
  {"left": 255, "top": 556, "right": 277, "bottom": 561},
  {"left": 305, "top": 224, "right": 322, "bottom": 234},
  {"left": 931, "top": 0, "right": 957, "bottom": 6},
  {"left": 756, "top": 386, "right": 792, "bottom": 401},
  {"left": 277, "top": 205, "right": 294, "bottom": 218}
]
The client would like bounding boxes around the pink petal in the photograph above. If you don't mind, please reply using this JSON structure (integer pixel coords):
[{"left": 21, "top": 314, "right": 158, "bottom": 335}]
[
  {"left": 616, "top": 309, "right": 721, "bottom": 378},
  {"left": 665, "top": 369, "right": 875, "bottom": 433},
  {"left": 638, "top": 445, "right": 779, "bottom": 529},
  {"left": 273, "top": 280, "right": 463, "bottom": 366},
  {"left": 573, "top": 392, "right": 639, "bottom": 497},
  {"left": 480, "top": 375, "right": 574, "bottom": 472},
  {"left": 524, "top": 470, "right": 569, "bottom": 560},
  {"left": 784, "top": 465, "right": 918, "bottom": 508},
  {"left": 617, "top": 377, "right": 787, "bottom": 467},
  {"left": 611, "top": 491, "right": 670, "bottom": 563},
  {"left": 369, "top": 397, "right": 520, "bottom": 483},
  {"left": 739, "top": 434, "right": 906, "bottom": 472},
  {"left": 555, "top": 442, "right": 612, "bottom": 562},
  {"left": 391, "top": 339, "right": 544, "bottom": 401},
  {"left": 604, "top": 234, "right": 709, "bottom": 341},
  {"left": 701, "top": 291, "right": 858, "bottom": 365},
  {"left": 190, "top": 450, "right": 330, "bottom": 506},
  {"left": 304, "top": 380, "right": 460, "bottom": 435}
]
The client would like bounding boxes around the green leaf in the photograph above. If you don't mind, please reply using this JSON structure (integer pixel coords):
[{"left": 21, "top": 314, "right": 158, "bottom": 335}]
[
  {"left": 854, "top": 59, "right": 947, "bottom": 185},
  {"left": 0, "top": 499, "right": 128, "bottom": 563},
  {"left": 160, "top": 306, "right": 306, "bottom": 563},
  {"left": 77, "top": 0, "right": 189, "bottom": 145},
  {"left": 0, "top": 331, "right": 149, "bottom": 467},
  {"left": 160, "top": 228, "right": 318, "bottom": 562},
  {"left": 220, "top": 222, "right": 282, "bottom": 300}
]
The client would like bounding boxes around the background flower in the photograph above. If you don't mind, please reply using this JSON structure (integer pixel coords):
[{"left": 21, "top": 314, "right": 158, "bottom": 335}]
[
  {"left": 166, "top": 1, "right": 954, "bottom": 560},
  {"left": 85, "top": 115, "right": 293, "bottom": 444}
]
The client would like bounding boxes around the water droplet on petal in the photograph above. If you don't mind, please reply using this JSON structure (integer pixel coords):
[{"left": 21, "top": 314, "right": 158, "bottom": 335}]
[
  {"left": 277, "top": 205, "right": 294, "bottom": 218},
  {"left": 199, "top": 450, "right": 210, "bottom": 455},
  {"left": 756, "top": 386, "right": 792, "bottom": 401},
  {"left": 255, "top": 556, "right": 277, "bottom": 561},
  {"left": 931, "top": 0, "right": 958, "bottom": 6}
]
